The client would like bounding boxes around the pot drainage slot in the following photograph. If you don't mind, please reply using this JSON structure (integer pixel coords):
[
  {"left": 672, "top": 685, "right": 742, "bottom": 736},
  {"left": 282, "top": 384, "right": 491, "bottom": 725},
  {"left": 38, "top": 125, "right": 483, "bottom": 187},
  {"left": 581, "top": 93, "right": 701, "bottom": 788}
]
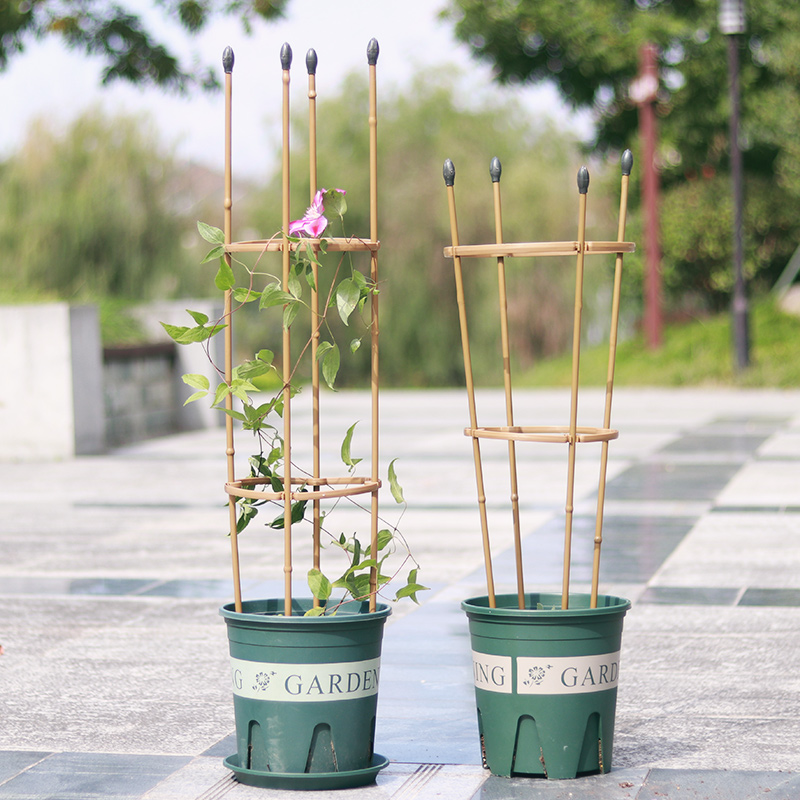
[{"left": 305, "top": 723, "right": 337, "bottom": 773}]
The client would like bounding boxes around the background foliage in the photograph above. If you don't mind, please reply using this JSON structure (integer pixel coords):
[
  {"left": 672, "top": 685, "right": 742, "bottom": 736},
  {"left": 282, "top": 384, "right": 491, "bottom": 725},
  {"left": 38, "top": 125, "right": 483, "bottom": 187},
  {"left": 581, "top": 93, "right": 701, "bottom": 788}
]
[
  {"left": 0, "top": 0, "right": 287, "bottom": 92},
  {"left": 445, "top": 0, "right": 800, "bottom": 312},
  {"left": 3, "top": 0, "right": 800, "bottom": 387},
  {"left": 243, "top": 69, "right": 617, "bottom": 387},
  {"left": 0, "top": 108, "right": 204, "bottom": 302}
]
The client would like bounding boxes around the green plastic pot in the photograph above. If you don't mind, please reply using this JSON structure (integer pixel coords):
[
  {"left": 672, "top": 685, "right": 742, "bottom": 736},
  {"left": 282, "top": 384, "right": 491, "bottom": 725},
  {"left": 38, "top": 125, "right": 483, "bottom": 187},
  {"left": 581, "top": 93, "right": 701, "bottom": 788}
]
[
  {"left": 220, "top": 598, "right": 391, "bottom": 788},
  {"left": 462, "top": 592, "right": 630, "bottom": 780}
]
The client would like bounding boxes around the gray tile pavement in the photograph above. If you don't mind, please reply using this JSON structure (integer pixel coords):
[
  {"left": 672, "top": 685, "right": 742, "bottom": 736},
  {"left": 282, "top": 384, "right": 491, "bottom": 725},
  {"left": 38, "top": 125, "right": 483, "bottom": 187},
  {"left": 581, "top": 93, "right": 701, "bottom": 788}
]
[{"left": 2, "top": 388, "right": 800, "bottom": 798}]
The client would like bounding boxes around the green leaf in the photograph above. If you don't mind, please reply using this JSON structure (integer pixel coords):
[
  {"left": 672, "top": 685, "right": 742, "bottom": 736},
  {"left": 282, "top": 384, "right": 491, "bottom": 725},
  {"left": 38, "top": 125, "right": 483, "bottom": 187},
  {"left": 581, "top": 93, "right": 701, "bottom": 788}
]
[
  {"left": 233, "top": 287, "right": 261, "bottom": 303},
  {"left": 301, "top": 238, "right": 323, "bottom": 268},
  {"left": 394, "top": 568, "right": 429, "bottom": 604},
  {"left": 256, "top": 349, "right": 274, "bottom": 364},
  {"left": 248, "top": 455, "right": 271, "bottom": 477},
  {"left": 377, "top": 529, "right": 394, "bottom": 551},
  {"left": 375, "top": 572, "right": 393, "bottom": 588},
  {"left": 336, "top": 277, "right": 360, "bottom": 326},
  {"left": 160, "top": 322, "right": 190, "bottom": 343},
  {"left": 304, "top": 264, "right": 317, "bottom": 291},
  {"left": 323, "top": 188, "right": 347, "bottom": 218},
  {"left": 182, "top": 373, "right": 210, "bottom": 391},
  {"left": 332, "top": 535, "right": 355, "bottom": 555},
  {"left": 236, "top": 502, "right": 257, "bottom": 533},
  {"left": 350, "top": 338, "right": 361, "bottom": 354},
  {"left": 259, "top": 283, "right": 294, "bottom": 309},
  {"left": 283, "top": 301, "right": 300, "bottom": 330},
  {"left": 307, "top": 568, "right": 332, "bottom": 601},
  {"left": 215, "top": 260, "right": 236, "bottom": 291},
  {"left": 333, "top": 572, "right": 371, "bottom": 599},
  {"left": 388, "top": 459, "right": 405, "bottom": 504},
  {"left": 183, "top": 390, "right": 208, "bottom": 405},
  {"left": 186, "top": 310, "right": 209, "bottom": 326},
  {"left": 332, "top": 575, "right": 354, "bottom": 592},
  {"left": 268, "top": 497, "right": 309, "bottom": 529},
  {"left": 235, "top": 359, "right": 271, "bottom": 381},
  {"left": 229, "top": 377, "right": 257, "bottom": 403},
  {"left": 351, "top": 573, "right": 371, "bottom": 597},
  {"left": 316, "top": 341, "right": 333, "bottom": 361},
  {"left": 160, "top": 321, "right": 225, "bottom": 345},
  {"left": 321, "top": 343, "right": 340, "bottom": 390},
  {"left": 213, "top": 382, "right": 231, "bottom": 407},
  {"left": 288, "top": 267, "right": 303, "bottom": 299},
  {"left": 333, "top": 557, "right": 378, "bottom": 587},
  {"left": 340, "top": 422, "right": 362, "bottom": 469},
  {"left": 197, "top": 221, "right": 225, "bottom": 244},
  {"left": 201, "top": 245, "right": 225, "bottom": 264},
  {"left": 304, "top": 606, "right": 326, "bottom": 617}
]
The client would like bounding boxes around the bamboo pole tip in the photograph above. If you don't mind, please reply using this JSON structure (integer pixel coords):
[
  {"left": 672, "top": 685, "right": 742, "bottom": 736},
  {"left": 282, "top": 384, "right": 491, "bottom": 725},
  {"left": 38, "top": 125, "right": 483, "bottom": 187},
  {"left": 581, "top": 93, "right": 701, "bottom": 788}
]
[
  {"left": 367, "top": 38, "right": 380, "bottom": 65},
  {"left": 621, "top": 149, "right": 634, "bottom": 176},
  {"left": 443, "top": 158, "right": 455, "bottom": 186},
  {"left": 306, "top": 48, "right": 317, "bottom": 75},
  {"left": 222, "top": 46, "right": 234, "bottom": 73},
  {"left": 577, "top": 165, "right": 590, "bottom": 194},
  {"left": 280, "top": 42, "right": 292, "bottom": 70},
  {"left": 490, "top": 156, "right": 502, "bottom": 183}
]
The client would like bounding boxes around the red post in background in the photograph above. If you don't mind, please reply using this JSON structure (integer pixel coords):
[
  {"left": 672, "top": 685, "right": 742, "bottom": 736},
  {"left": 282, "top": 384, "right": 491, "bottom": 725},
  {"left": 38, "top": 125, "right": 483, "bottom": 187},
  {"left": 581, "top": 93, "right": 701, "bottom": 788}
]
[{"left": 631, "top": 42, "right": 663, "bottom": 350}]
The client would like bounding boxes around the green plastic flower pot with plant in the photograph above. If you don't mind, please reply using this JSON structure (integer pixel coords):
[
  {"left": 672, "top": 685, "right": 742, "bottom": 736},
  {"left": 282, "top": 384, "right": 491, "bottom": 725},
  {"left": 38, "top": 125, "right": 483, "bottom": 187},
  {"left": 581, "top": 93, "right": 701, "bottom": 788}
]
[
  {"left": 164, "top": 40, "right": 426, "bottom": 790},
  {"left": 442, "top": 151, "right": 635, "bottom": 779},
  {"left": 221, "top": 598, "right": 391, "bottom": 788}
]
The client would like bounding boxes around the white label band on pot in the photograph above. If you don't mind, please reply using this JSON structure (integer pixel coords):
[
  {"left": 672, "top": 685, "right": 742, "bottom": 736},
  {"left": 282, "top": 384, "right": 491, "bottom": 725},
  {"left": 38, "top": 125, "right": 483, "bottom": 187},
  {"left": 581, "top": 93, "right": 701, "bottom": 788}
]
[
  {"left": 229, "top": 656, "right": 381, "bottom": 703},
  {"left": 471, "top": 651, "right": 621, "bottom": 695},
  {"left": 471, "top": 652, "right": 513, "bottom": 694}
]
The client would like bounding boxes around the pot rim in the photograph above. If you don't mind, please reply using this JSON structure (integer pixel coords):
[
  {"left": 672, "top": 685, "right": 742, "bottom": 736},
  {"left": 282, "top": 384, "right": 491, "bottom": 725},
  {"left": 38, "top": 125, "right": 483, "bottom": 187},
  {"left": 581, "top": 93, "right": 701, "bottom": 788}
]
[
  {"left": 220, "top": 596, "right": 392, "bottom": 626},
  {"left": 462, "top": 592, "right": 631, "bottom": 621}
]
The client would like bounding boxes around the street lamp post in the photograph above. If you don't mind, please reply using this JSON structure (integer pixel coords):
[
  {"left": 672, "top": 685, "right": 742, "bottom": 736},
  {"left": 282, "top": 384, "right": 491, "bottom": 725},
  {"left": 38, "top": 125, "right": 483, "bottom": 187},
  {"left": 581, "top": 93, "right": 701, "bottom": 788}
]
[{"left": 720, "top": 0, "right": 750, "bottom": 370}]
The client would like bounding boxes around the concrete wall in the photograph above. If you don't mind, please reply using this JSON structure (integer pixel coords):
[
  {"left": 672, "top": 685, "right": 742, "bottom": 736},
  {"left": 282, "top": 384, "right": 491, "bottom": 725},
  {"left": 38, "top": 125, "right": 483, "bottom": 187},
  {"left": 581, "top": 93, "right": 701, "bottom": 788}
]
[
  {"left": 0, "top": 303, "right": 105, "bottom": 460},
  {"left": 103, "top": 343, "right": 179, "bottom": 447},
  {"left": 0, "top": 301, "right": 224, "bottom": 460}
]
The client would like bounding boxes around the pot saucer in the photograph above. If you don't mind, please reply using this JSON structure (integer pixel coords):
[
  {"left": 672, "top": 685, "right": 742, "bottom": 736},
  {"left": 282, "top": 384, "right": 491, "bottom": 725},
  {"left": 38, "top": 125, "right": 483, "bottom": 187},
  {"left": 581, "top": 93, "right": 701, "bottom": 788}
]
[{"left": 224, "top": 752, "right": 390, "bottom": 790}]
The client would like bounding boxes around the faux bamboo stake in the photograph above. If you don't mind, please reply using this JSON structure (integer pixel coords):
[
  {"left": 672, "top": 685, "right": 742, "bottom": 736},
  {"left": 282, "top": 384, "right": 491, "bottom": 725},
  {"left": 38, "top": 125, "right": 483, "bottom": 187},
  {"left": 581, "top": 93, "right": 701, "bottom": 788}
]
[
  {"left": 490, "top": 157, "right": 525, "bottom": 609},
  {"left": 444, "top": 158, "right": 496, "bottom": 608},
  {"left": 590, "top": 150, "right": 633, "bottom": 607},
  {"left": 562, "top": 166, "right": 590, "bottom": 610},
  {"left": 368, "top": 38, "right": 380, "bottom": 612},
  {"left": 222, "top": 46, "right": 243, "bottom": 614},
  {"left": 307, "top": 49, "right": 322, "bottom": 610},
  {"left": 280, "top": 43, "right": 293, "bottom": 617}
]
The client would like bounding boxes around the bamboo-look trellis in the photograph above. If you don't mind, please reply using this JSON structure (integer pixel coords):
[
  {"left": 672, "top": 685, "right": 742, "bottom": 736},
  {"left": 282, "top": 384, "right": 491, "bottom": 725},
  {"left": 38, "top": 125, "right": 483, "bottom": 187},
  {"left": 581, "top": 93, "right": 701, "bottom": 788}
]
[
  {"left": 443, "top": 152, "right": 634, "bottom": 611},
  {"left": 221, "top": 41, "right": 383, "bottom": 616}
]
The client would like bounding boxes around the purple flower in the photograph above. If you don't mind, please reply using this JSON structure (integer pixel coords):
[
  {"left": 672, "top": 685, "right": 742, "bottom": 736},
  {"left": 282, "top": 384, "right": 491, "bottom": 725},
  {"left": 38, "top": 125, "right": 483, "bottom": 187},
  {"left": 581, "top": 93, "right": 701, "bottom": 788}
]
[{"left": 289, "top": 189, "right": 346, "bottom": 238}]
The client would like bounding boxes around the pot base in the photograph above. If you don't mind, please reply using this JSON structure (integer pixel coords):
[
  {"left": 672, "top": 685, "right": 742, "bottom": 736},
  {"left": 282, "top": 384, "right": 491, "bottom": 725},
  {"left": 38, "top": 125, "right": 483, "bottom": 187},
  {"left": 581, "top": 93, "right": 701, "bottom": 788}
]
[{"left": 223, "top": 752, "right": 390, "bottom": 790}]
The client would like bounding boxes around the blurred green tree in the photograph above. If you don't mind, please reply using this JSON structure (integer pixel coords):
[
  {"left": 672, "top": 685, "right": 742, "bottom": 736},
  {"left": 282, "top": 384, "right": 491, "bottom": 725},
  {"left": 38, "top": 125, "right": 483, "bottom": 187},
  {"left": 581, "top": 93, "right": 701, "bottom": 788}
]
[
  {"left": 241, "top": 69, "right": 616, "bottom": 386},
  {"left": 0, "top": 0, "right": 287, "bottom": 92},
  {"left": 0, "top": 107, "right": 201, "bottom": 301},
  {"left": 444, "top": 0, "right": 800, "bottom": 310}
]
